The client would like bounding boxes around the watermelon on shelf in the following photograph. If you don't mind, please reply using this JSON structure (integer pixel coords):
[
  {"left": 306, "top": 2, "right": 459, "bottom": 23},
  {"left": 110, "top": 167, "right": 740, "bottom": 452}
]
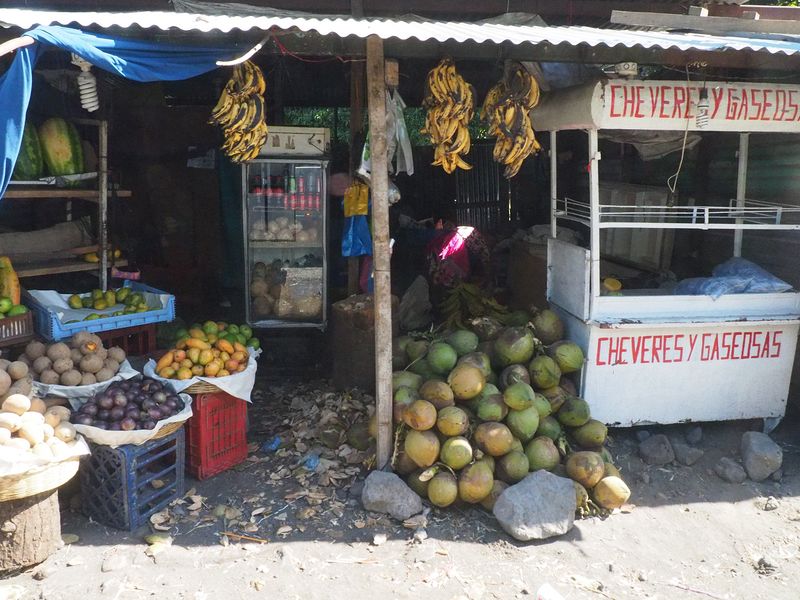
[
  {"left": 11, "top": 121, "right": 44, "bottom": 181},
  {"left": 38, "top": 118, "right": 84, "bottom": 177}
]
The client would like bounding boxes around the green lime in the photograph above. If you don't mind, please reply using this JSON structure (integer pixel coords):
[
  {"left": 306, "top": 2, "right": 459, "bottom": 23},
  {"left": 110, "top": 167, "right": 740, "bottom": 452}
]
[
  {"left": 7, "top": 305, "right": 28, "bottom": 316},
  {"left": 235, "top": 333, "right": 247, "bottom": 346},
  {"left": 82, "top": 297, "right": 94, "bottom": 308},
  {"left": 0, "top": 297, "right": 13, "bottom": 314},
  {"left": 228, "top": 324, "right": 240, "bottom": 335},
  {"left": 246, "top": 337, "right": 260, "bottom": 350},
  {"left": 239, "top": 325, "right": 253, "bottom": 339}
]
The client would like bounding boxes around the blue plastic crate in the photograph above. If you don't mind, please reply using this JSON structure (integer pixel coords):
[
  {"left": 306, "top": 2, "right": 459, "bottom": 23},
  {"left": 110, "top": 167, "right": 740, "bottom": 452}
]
[
  {"left": 80, "top": 428, "right": 185, "bottom": 531},
  {"left": 25, "top": 281, "right": 176, "bottom": 342}
]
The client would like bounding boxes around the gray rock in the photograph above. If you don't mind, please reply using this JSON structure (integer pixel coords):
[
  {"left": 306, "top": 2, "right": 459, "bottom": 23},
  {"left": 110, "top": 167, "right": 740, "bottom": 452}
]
[
  {"left": 361, "top": 471, "right": 423, "bottom": 521},
  {"left": 671, "top": 439, "right": 704, "bottom": 466},
  {"left": 741, "top": 432, "right": 782, "bottom": 482},
  {"left": 638, "top": 434, "right": 675, "bottom": 465},
  {"left": 715, "top": 457, "right": 747, "bottom": 484},
  {"left": 635, "top": 430, "right": 651, "bottom": 442},
  {"left": 32, "top": 566, "right": 54, "bottom": 580},
  {"left": 493, "top": 470, "right": 576, "bottom": 541},
  {"left": 771, "top": 468, "right": 783, "bottom": 482},
  {"left": 685, "top": 425, "right": 703, "bottom": 446}
]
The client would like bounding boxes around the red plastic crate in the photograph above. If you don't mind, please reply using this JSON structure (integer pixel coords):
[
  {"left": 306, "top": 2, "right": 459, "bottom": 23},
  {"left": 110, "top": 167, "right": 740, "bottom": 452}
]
[{"left": 186, "top": 392, "right": 248, "bottom": 480}]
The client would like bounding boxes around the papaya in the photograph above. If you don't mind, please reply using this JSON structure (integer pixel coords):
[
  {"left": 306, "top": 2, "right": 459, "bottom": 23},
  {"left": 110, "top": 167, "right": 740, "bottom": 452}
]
[
  {"left": 216, "top": 339, "right": 235, "bottom": 354},
  {"left": 0, "top": 257, "right": 21, "bottom": 305},
  {"left": 155, "top": 351, "right": 174, "bottom": 372},
  {"left": 185, "top": 338, "right": 211, "bottom": 350}
]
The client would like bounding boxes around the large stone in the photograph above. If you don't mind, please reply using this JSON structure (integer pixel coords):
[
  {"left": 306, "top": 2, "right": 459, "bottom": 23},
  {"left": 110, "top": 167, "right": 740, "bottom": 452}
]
[
  {"left": 671, "top": 439, "right": 704, "bottom": 466},
  {"left": 685, "top": 425, "right": 703, "bottom": 446},
  {"left": 741, "top": 432, "right": 782, "bottom": 482},
  {"left": 361, "top": 471, "right": 423, "bottom": 521},
  {"left": 638, "top": 434, "right": 674, "bottom": 465},
  {"left": 493, "top": 470, "right": 576, "bottom": 541},
  {"left": 714, "top": 457, "right": 747, "bottom": 484}
]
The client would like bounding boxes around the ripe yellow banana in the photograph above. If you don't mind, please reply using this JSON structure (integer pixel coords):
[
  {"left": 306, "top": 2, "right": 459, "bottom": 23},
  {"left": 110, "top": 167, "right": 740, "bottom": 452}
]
[
  {"left": 481, "top": 61, "right": 542, "bottom": 178},
  {"left": 422, "top": 58, "right": 474, "bottom": 174}
]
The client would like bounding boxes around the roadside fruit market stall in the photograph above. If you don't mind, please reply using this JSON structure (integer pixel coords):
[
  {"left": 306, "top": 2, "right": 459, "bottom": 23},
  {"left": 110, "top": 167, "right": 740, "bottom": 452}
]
[{"left": 532, "top": 79, "right": 800, "bottom": 428}]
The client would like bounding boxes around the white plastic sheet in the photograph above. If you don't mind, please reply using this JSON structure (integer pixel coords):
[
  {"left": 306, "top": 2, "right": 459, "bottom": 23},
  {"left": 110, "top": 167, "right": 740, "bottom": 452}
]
[
  {"left": 143, "top": 350, "right": 260, "bottom": 402},
  {"left": 32, "top": 359, "right": 140, "bottom": 399},
  {"left": 0, "top": 434, "right": 90, "bottom": 478},
  {"left": 69, "top": 394, "right": 193, "bottom": 447}
]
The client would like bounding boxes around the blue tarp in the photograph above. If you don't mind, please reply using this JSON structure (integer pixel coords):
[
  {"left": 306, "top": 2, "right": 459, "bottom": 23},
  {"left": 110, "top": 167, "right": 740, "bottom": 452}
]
[{"left": 0, "top": 26, "right": 236, "bottom": 198}]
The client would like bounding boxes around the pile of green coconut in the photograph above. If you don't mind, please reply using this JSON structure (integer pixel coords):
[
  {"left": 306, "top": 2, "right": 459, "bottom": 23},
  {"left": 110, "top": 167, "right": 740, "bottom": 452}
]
[{"left": 389, "top": 309, "right": 631, "bottom": 515}]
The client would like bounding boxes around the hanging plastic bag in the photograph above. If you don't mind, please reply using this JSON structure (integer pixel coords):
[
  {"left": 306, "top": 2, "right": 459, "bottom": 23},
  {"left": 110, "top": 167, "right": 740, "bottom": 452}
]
[
  {"left": 390, "top": 89, "right": 414, "bottom": 175},
  {"left": 342, "top": 181, "right": 372, "bottom": 257},
  {"left": 357, "top": 89, "right": 415, "bottom": 179}
]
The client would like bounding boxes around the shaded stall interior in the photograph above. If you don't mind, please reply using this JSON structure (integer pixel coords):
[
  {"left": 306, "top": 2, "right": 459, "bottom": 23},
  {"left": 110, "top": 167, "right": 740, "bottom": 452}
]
[{"left": 2, "top": 12, "right": 800, "bottom": 393}]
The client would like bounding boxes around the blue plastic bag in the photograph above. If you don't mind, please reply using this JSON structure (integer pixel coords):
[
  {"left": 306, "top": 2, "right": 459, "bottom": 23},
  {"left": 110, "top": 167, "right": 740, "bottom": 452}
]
[
  {"left": 674, "top": 276, "right": 752, "bottom": 299},
  {"left": 712, "top": 257, "right": 792, "bottom": 294},
  {"left": 342, "top": 215, "right": 372, "bottom": 257}
]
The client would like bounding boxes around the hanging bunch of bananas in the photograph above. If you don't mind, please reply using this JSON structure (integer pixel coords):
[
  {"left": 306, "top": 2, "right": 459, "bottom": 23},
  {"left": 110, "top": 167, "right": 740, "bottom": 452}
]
[
  {"left": 481, "top": 62, "right": 541, "bottom": 178},
  {"left": 209, "top": 61, "right": 268, "bottom": 163},
  {"left": 421, "top": 58, "right": 475, "bottom": 174}
]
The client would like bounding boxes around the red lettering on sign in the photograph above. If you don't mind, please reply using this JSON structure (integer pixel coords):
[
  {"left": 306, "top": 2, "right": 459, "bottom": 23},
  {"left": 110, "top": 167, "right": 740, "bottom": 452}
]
[
  {"left": 711, "top": 87, "right": 724, "bottom": 119},
  {"left": 672, "top": 87, "right": 685, "bottom": 119},
  {"left": 788, "top": 90, "right": 798, "bottom": 121},
  {"left": 624, "top": 86, "right": 636, "bottom": 118},
  {"left": 674, "top": 334, "right": 684, "bottom": 362},
  {"left": 750, "top": 89, "right": 762, "bottom": 121},
  {"left": 772, "top": 331, "right": 783, "bottom": 358},
  {"left": 688, "top": 334, "right": 699, "bottom": 360},
  {"left": 595, "top": 329, "right": 783, "bottom": 366},
  {"left": 648, "top": 86, "right": 658, "bottom": 117},
  {"left": 635, "top": 86, "right": 646, "bottom": 118},
  {"left": 726, "top": 90, "right": 738, "bottom": 120},
  {"left": 652, "top": 335, "right": 663, "bottom": 363},
  {"left": 659, "top": 86, "right": 671, "bottom": 119},
  {"left": 596, "top": 337, "right": 609, "bottom": 365},
  {"left": 609, "top": 85, "right": 622, "bottom": 118},
  {"left": 761, "top": 89, "right": 773, "bottom": 121}
]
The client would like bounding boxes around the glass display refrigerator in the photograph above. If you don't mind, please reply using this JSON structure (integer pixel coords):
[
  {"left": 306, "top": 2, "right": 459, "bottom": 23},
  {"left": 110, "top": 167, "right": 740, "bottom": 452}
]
[{"left": 242, "top": 126, "right": 330, "bottom": 329}]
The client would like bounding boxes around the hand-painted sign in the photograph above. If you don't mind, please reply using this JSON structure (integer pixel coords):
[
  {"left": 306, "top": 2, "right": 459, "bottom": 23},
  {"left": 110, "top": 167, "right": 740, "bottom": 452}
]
[
  {"left": 602, "top": 80, "right": 800, "bottom": 132},
  {"left": 595, "top": 329, "right": 784, "bottom": 366}
]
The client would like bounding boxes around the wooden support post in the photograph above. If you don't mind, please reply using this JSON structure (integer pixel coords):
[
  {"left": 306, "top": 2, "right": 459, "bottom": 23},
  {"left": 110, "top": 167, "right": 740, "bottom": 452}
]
[
  {"left": 348, "top": 0, "right": 366, "bottom": 296},
  {"left": 365, "top": 35, "right": 393, "bottom": 470},
  {"left": 99, "top": 119, "right": 109, "bottom": 291}
]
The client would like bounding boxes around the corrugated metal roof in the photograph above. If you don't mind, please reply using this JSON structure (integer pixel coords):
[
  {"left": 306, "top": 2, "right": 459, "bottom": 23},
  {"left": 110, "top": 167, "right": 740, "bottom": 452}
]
[{"left": 1, "top": 7, "right": 800, "bottom": 56}]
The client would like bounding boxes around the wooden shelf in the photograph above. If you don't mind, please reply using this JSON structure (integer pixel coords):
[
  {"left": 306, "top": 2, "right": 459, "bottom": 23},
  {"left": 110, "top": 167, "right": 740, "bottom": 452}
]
[
  {"left": 16, "top": 258, "right": 128, "bottom": 278},
  {"left": 3, "top": 189, "right": 132, "bottom": 200},
  {"left": 249, "top": 240, "right": 323, "bottom": 249}
]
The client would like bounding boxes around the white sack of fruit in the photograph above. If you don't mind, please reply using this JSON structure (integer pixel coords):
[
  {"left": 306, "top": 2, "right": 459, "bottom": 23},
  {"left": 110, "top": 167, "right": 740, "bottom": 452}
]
[{"left": 0, "top": 394, "right": 89, "bottom": 477}]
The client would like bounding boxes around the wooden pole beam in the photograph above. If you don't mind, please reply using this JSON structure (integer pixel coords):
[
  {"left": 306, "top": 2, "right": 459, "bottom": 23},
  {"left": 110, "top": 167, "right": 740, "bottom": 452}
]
[{"left": 365, "top": 34, "right": 393, "bottom": 470}]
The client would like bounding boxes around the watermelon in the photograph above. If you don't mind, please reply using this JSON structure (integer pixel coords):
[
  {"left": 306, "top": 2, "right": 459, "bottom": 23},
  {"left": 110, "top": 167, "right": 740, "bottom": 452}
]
[
  {"left": 38, "top": 118, "right": 84, "bottom": 176},
  {"left": 12, "top": 122, "right": 43, "bottom": 181}
]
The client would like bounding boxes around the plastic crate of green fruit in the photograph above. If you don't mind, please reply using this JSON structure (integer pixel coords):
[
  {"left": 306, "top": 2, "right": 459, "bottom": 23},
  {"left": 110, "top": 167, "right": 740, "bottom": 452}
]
[{"left": 24, "top": 282, "right": 175, "bottom": 342}]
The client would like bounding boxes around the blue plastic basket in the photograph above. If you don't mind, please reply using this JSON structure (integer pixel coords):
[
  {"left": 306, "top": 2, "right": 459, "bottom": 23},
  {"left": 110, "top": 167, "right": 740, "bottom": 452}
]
[
  {"left": 80, "top": 429, "right": 185, "bottom": 531},
  {"left": 25, "top": 281, "right": 175, "bottom": 342}
]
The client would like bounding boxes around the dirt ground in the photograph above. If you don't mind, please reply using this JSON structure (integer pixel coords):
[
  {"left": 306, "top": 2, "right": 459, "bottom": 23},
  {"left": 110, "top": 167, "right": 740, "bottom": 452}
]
[{"left": 2, "top": 378, "right": 799, "bottom": 600}]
